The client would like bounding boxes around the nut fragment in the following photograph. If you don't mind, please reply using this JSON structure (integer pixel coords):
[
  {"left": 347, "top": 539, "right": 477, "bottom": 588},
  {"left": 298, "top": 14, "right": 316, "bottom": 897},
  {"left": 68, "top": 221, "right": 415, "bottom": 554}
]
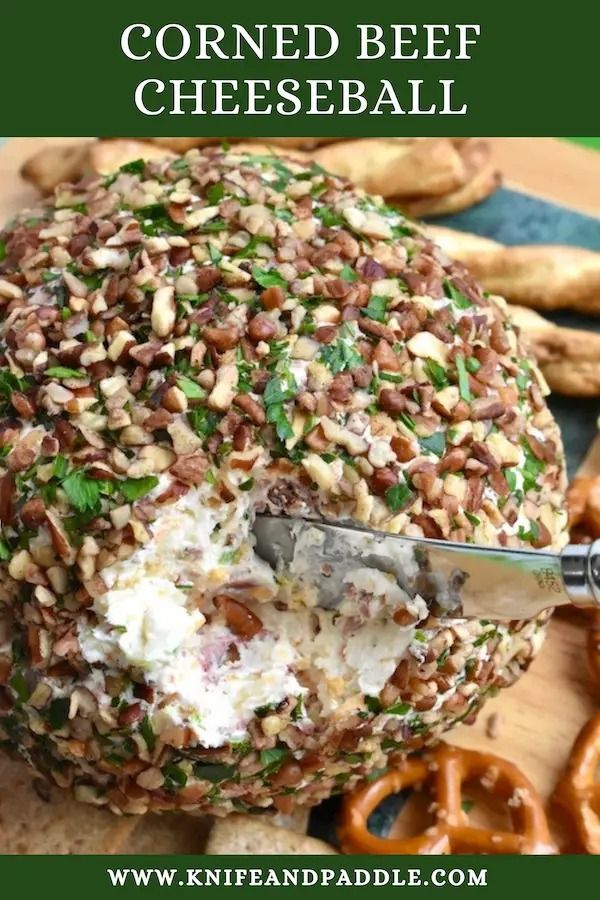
[
  {"left": 208, "top": 364, "right": 238, "bottom": 412},
  {"left": 407, "top": 332, "right": 449, "bottom": 365},
  {"left": 8, "top": 549, "right": 33, "bottom": 581},
  {"left": 151, "top": 286, "right": 176, "bottom": 338},
  {"left": 302, "top": 453, "right": 335, "bottom": 492}
]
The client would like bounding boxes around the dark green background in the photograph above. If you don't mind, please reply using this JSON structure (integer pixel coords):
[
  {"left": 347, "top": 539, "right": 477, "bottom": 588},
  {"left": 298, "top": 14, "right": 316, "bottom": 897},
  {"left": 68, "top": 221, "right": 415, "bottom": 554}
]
[
  {"left": 0, "top": 854, "right": 597, "bottom": 898},
  {"left": 0, "top": 1, "right": 598, "bottom": 135}
]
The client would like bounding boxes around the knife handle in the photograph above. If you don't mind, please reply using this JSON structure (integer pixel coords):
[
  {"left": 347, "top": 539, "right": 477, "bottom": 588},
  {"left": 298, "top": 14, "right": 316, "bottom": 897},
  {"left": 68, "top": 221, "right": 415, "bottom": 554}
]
[{"left": 561, "top": 540, "right": 600, "bottom": 608}]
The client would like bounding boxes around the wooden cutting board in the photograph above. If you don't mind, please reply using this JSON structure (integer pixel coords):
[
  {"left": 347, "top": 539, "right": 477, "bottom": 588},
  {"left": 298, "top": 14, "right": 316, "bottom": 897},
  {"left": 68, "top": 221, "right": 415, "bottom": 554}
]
[{"left": 0, "top": 137, "right": 598, "bottom": 852}]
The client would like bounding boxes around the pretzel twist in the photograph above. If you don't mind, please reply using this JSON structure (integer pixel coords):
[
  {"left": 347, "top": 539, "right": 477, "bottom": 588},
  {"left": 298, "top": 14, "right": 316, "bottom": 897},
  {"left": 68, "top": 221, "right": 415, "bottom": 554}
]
[
  {"left": 553, "top": 713, "right": 600, "bottom": 854},
  {"left": 339, "top": 743, "right": 556, "bottom": 855}
]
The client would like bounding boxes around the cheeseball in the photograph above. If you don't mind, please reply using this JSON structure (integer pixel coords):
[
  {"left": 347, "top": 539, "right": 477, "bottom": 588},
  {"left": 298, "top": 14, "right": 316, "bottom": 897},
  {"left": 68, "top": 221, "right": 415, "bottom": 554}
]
[{"left": 0, "top": 148, "right": 567, "bottom": 816}]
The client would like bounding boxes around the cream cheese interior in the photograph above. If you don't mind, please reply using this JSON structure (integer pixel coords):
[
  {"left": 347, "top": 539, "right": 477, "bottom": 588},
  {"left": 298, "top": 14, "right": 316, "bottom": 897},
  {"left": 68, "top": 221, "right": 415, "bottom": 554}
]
[{"left": 78, "top": 479, "right": 429, "bottom": 747}]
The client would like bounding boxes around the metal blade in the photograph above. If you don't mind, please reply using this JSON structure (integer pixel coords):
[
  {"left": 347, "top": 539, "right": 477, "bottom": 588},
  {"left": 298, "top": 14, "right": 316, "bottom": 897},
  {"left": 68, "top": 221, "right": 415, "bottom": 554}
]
[{"left": 252, "top": 515, "right": 570, "bottom": 620}]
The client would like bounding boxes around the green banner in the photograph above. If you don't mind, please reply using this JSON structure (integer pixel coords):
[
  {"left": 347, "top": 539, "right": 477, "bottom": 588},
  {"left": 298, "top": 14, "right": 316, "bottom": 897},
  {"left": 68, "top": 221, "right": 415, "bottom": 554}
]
[
  {"left": 0, "top": 0, "right": 598, "bottom": 135},
  {"left": 0, "top": 854, "right": 596, "bottom": 898}
]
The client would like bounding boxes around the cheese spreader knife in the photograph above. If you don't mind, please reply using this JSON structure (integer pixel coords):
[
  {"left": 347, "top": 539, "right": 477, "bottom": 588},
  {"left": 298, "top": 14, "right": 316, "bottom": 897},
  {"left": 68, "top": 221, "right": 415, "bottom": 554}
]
[{"left": 252, "top": 515, "right": 600, "bottom": 620}]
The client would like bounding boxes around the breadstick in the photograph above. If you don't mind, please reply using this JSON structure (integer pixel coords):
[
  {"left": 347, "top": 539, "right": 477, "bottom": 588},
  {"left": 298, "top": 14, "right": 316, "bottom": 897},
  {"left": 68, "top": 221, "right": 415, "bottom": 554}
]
[
  {"left": 508, "top": 304, "right": 600, "bottom": 396},
  {"left": 313, "top": 137, "right": 467, "bottom": 198},
  {"left": 428, "top": 225, "right": 600, "bottom": 315},
  {"left": 20, "top": 140, "right": 174, "bottom": 194},
  {"left": 20, "top": 143, "right": 92, "bottom": 195},
  {"left": 398, "top": 140, "right": 500, "bottom": 217},
  {"left": 89, "top": 139, "right": 175, "bottom": 174}
]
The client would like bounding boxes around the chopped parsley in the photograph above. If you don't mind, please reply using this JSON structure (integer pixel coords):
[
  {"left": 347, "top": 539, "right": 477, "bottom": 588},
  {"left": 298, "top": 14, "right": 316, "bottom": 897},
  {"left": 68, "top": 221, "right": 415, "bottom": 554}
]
[
  {"left": 381, "top": 738, "right": 405, "bottom": 751},
  {"left": 465, "top": 357, "right": 481, "bottom": 375},
  {"left": 254, "top": 702, "right": 280, "bottom": 718},
  {"left": 419, "top": 431, "right": 446, "bottom": 457},
  {"left": 193, "top": 763, "right": 235, "bottom": 783},
  {"left": 423, "top": 358, "right": 448, "bottom": 389},
  {"left": 119, "top": 158, "right": 145, "bottom": 176},
  {"left": 233, "top": 234, "right": 273, "bottom": 260},
  {"left": 135, "top": 203, "right": 184, "bottom": 237},
  {"left": 364, "top": 696, "right": 382, "bottom": 714},
  {"left": 207, "top": 182, "right": 225, "bottom": 205},
  {"left": 46, "top": 697, "right": 70, "bottom": 731},
  {"left": 198, "top": 218, "right": 227, "bottom": 234},
  {"left": 162, "top": 763, "right": 188, "bottom": 792},
  {"left": 119, "top": 476, "right": 159, "bottom": 504},
  {"left": 398, "top": 411, "right": 416, "bottom": 432},
  {"left": 314, "top": 206, "right": 345, "bottom": 228},
  {"left": 61, "top": 469, "right": 101, "bottom": 514},
  {"left": 385, "top": 479, "right": 413, "bottom": 513},
  {"left": 244, "top": 154, "right": 294, "bottom": 191},
  {"left": 464, "top": 511, "right": 481, "bottom": 527},
  {"left": 0, "top": 536, "right": 11, "bottom": 561},
  {"left": 517, "top": 519, "right": 540, "bottom": 544},
  {"left": 218, "top": 548, "right": 241, "bottom": 565},
  {"left": 473, "top": 628, "right": 498, "bottom": 647},
  {"left": 176, "top": 376, "right": 204, "bottom": 399},
  {"left": 259, "top": 746, "right": 289, "bottom": 776},
  {"left": 0, "top": 369, "right": 25, "bottom": 399},
  {"left": 10, "top": 671, "right": 29, "bottom": 703},
  {"left": 361, "top": 295, "right": 389, "bottom": 323},
  {"left": 273, "top": 208, "right": 292, "bottom": 224},
  {"left": 385, "top": 701, "right": 411, "bottom": 716},
  {"left": 188, "top": 407, "right": 221, "bottom": 442},
  {"left": 140, "top": 715, "right": 155, "bottom": 752},
  {"left": 0, "top": 240, "right": 6, "bottom": 262},
  {"left": 379, "top": 372, "right": 404, "bottom": 384},
  {"left": 444, "top": 279, "right": 473, "bottom": 309},
  {"left": 455, "top": 355, "right": 471, "bottom": 402},
  {"left": 52, "top": 455, "right": 69, "bottom": 480},
  {"left": 45, "top": 366, "right": 86, "bottom": 380},
  {"left": 169, "top": 157, "right": 190, "bottom": 174},
  {"left": 263, "top": 367, "right": 297, "bottom": 442},
  {"left": 520, "top": 437, "right": 546, "bottom": 492},
  {"left": 207, "top": 242, "right": 222, "bottom": 264},
  {"left": 437, "top": 648, "right": 451, "bottom": 669},
  {"left": 236, "top": 351, "right": 254, "bottom": 394},
  {"left": 252, "top": 266, "right": 287, "bottom": 289},
  {"left": 516, "top": 360, "right": 531, "bottom": 392},
  {"left": 319, "top": 326, "right": 363, "bottom": 374},
  {"left": 339, "top": 264, "right": 358, "bottom": 283},
  {"left": 504, "top": 468, "right": 523, "bottom": 505}
]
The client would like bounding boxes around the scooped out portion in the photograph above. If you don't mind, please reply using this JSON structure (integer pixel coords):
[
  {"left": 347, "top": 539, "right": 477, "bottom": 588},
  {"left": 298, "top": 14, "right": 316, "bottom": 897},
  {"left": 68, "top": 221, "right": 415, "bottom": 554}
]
[{"left": 0, "top": 147, "right": 567, "bottom": 815}]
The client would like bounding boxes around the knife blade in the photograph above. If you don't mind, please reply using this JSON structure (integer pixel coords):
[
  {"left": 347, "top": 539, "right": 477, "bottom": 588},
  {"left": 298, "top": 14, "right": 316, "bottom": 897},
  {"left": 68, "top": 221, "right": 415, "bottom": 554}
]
[{"left": 252, "top": 515, "right": 600, "bottom": 620}]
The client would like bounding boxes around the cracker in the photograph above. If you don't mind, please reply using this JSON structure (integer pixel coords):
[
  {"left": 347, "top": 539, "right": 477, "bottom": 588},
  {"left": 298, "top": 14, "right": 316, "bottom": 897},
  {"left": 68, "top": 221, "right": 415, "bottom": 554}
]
[
  {"left": 205, "top": 815, "right": 337, "bottom": 855},
  {"left": 125, "top": 812, "right": 211, "bottom": 854},
  {"left": 0, "top": 755, "right": 136, "bottom": 854}
]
